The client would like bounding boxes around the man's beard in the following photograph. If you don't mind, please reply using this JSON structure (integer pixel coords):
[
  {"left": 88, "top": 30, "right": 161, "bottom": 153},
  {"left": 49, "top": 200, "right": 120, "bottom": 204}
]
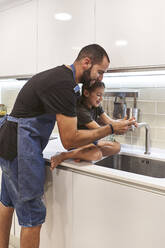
[{"left": 80, "top": 66, "right": 92, "bottom": 84}]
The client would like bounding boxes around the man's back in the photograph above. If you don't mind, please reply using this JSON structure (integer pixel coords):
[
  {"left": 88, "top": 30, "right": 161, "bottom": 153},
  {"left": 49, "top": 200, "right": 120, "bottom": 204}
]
[{"left": 0, "top": 65, "right": 79, "bottom": 160}]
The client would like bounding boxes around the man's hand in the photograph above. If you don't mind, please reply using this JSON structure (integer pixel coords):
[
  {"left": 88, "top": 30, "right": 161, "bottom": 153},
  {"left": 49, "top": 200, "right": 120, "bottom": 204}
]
[{"left": 112, "top": 117, "right": 137, "bottom": 135}]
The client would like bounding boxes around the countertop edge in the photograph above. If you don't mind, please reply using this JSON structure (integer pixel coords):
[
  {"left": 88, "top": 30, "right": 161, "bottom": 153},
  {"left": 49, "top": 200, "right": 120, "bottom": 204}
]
[
  {"left": 45, "top": 158, "right": 165, "bottom": 195},
  {"left": 43, "top": 139, "right": 165, "bottom": 195}
]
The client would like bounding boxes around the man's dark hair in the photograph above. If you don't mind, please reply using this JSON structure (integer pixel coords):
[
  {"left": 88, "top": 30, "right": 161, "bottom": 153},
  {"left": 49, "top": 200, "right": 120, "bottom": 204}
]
[{"left": 75, "top": 44, "right": 110, "bottom": 64}]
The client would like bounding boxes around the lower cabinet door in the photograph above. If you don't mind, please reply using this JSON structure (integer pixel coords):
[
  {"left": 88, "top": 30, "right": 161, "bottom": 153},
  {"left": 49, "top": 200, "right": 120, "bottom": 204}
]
[
  {"left": 72, "top": 172, "right": 165, "bottom": 248},
  {"left": 40, "top": 168, "right": 73, "bottom": 248}
]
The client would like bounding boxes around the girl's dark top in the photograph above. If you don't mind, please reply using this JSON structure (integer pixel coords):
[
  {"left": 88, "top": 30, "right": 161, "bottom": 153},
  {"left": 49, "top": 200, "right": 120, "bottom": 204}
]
[{"left": 77, "top": 97, "right": 104, "bottom": 130}]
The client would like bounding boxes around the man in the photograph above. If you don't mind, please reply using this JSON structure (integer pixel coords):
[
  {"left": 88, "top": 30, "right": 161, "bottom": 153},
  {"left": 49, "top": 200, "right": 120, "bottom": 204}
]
[{"left": 0, "top": 44, "right": 135, "bottom": 248}]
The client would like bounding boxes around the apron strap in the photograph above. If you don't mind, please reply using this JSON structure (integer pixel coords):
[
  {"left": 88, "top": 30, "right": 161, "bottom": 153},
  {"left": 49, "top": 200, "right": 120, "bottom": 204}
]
[
  {"left": 70, "top": 64, "right": 81, "bottom": 93},
  {"left": 7, "top": 115, "right": 19, "bottom": 123},
  {"left": 70, "top": 64, "right": 76, "bottom": 81},
  {"left": 0, "top": 115, "right": 7, "bottom": 128}
]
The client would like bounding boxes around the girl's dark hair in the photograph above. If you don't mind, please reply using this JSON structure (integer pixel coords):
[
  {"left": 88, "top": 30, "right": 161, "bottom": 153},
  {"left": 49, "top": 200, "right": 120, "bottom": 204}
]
[{"left": 81, "top": 81, "right": 105, "bottom": 98}]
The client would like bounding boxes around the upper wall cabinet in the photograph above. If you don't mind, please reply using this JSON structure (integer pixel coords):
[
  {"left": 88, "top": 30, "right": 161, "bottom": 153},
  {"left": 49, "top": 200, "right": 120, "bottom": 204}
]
[
  {"left": 0, "top": 0, "right": 32, "bottom": 11},
  {"left": 0, "top": 0, "right": 37, "bottom": 76},
  {"left": 96, "top": 0, "right": 165, "bottom": 69},
  {"left": 37, "top": 0, "right": 95, "bottom": 72}
]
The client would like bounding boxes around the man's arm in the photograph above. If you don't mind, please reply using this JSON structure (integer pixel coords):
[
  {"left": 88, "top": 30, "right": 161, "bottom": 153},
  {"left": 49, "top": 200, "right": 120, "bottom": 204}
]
[{"left": 56, "top": 113, "right": 135, "bottom": 150}]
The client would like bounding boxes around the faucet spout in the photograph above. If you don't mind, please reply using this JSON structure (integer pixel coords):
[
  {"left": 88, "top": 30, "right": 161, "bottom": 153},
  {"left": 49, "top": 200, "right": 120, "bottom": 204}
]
[{"left": 137, "top": 122, "right": 151, "bottom": 155}]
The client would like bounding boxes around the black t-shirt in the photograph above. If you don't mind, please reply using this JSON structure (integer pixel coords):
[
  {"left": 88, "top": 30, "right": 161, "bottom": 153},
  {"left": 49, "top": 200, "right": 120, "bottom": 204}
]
[
  {"left": 0, "top": 65, "right": 80, "bottom": 160},
  {"left": 77, "top": 98, "right": 104, "bottom": 130}
]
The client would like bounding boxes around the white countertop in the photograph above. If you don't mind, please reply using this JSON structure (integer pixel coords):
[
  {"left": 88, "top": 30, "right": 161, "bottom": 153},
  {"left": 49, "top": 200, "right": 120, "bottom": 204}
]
[{"left": 43, "top": 136, "right": 165, "bottom": 194}]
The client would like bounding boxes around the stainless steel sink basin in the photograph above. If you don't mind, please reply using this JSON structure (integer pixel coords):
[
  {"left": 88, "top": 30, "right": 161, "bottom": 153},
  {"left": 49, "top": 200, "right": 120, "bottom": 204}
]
[{"left": 94, "top": 154, "right": 165, "bottom": 178}]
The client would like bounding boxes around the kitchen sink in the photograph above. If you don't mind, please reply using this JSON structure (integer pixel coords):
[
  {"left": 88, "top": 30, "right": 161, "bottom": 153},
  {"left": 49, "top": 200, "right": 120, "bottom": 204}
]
[{"left": 94, "top": 154, "right": 165, "bottom": 178}]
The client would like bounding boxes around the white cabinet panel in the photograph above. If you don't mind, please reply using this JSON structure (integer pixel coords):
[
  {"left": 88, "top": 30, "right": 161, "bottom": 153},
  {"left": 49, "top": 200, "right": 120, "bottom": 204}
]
[
  {"left": 10, "top": 214, "right": 15, "bottom": 236},
  {"left": 73, "top": 173, "right": 165, "bottom": 248},
  {"left": 37, "top": 0, "right": 95, "bottom": 72},
  {"left": 14, "top": 212, "right": 21, "bottom": 238},
  {"left": 96, "top": 0, "right": 165, "bottom": 68},
  {"left": 0, "top": 0, "right": 37, "bottom": 76},
  {"left": 40, "top": 168, "right": 73, "bottom": 248},
  {"left": 0, "top": 0, "right": 32, "bottom": 11}
]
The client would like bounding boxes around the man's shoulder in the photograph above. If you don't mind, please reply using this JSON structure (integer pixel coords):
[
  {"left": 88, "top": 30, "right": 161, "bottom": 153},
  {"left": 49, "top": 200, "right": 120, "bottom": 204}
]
[
  {"left": 34, "top": 65, "right": 72, "bottom": 81},
  {"left": 28, "top": 65, "right": 75, "bottom": 92}
]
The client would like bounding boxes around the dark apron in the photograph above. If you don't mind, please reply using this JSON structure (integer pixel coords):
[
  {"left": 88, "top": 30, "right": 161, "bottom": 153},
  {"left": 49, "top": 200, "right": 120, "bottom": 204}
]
[{"left": 0, "top": 114, "right": 56, "bottom": 201}]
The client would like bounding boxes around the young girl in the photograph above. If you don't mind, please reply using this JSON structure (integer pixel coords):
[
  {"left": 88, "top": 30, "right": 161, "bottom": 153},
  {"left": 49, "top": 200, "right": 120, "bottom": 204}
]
[{"left": 50, "top": 81, "right": 121, "bottom": 169}]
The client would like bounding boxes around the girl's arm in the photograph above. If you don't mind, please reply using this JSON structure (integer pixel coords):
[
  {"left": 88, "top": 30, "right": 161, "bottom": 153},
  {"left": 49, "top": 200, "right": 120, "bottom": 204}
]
[
  {"left": 99, "top": 112, "right": 115, "bottom": 125},
  {"left": 85, "top": 120, "right": 101, "bottom": 129}
]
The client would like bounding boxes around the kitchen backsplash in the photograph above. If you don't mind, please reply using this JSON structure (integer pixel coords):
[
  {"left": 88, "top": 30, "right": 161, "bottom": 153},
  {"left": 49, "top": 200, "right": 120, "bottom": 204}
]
[
  {"left": 103, "top": 71, "right": 165, "bottom": 150},
  {"left": 102, "top": 88, "right": 165, "bottom": 150},
  {"left": 1, "top": 88, "right": 20, "bottom": 113}
]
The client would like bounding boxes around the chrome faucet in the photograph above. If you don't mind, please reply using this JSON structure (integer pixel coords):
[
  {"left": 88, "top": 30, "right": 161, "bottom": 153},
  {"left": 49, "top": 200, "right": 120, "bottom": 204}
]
[{"left": 136, "top": 122, "right": 151, "bottom": 155}]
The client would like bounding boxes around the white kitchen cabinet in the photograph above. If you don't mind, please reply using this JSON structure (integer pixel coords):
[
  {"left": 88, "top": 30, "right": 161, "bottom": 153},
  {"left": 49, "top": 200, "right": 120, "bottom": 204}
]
[
  {"left": 96, "top": 0, "right": 165, "bottom": 68},
  {"left": 14, "top": 212, "right": 21, "bottom": 239},
  {"left": 40, "top": 168, "right": 73, "bottom": 248},
  {"left": 0, "top": 1, "right": 32, "bottom": 12},
  {"left": 37, "top": 0, "right": 95, "bottom": 72},
  {"left": 0, "top": 0, "right": 37, "bottom": 76},
  {"left": 73, "top": 172, "right": 165, "bottom": 248}
]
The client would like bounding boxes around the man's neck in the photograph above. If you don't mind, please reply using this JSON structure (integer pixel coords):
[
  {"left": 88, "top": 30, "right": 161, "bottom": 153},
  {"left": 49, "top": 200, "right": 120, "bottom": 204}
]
[{"left": 66, "top": 62, "right": 83, "bottom": 83}]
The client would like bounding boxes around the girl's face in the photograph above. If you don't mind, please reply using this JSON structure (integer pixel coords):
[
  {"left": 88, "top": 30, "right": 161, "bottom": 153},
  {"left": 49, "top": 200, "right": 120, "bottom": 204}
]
[{"left": 85, "top": 87, "right": 105, "bottom": 108}]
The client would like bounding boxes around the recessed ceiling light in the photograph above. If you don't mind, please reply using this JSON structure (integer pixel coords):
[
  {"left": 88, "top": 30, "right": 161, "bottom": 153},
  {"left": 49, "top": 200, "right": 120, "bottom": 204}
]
[
  {"left": 115, "top": 40, "right": 128, "bottom": 47},
  {"left": 54, "top": 12, "right": 72, "bottom": 21}
]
